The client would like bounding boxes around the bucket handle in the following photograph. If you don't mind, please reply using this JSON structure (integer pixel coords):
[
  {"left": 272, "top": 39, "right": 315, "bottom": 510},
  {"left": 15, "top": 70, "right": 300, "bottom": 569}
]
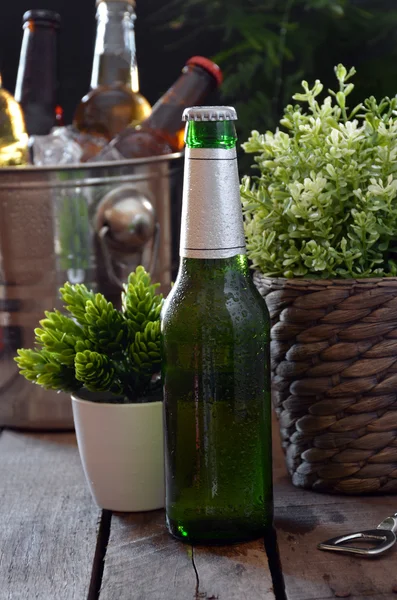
[{"left": 97, "top": 222, "right": 160, "bottom": 290}]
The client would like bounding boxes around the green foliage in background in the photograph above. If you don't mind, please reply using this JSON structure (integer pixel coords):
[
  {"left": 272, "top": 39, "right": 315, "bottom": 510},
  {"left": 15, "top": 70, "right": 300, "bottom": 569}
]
[
  {"left": 159, "top": 0, "right": 397, "bottom": 169},
  {"left": 15, "top": 266, "right": 163, "bottom": 402},
  {"left": 241, "top": 65, "right": 397, "bottom": 279}
]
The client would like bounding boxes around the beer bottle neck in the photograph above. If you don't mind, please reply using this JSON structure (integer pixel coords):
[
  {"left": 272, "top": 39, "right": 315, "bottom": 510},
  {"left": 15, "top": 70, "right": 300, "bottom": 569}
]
[
  {"left": 185, "top": 119, "right": 237, "bottom": 149},
  {"left": 14, "top": 12, "right": 60, "bottom": 136},
  {"left": 142, "top": 65, "right": 218, "bottom": 148},
  {"left": 91, "top": 1, "right": 139, "bottom": 91},
  {"left": 179, "top": 119, "right": 246, "bottom": 260}
]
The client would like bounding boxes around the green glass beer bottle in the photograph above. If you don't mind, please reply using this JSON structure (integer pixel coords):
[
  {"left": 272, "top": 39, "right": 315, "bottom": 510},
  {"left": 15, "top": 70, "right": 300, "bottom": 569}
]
[{"left": 161, "top": 106, "right": 273, "bottom": 544}]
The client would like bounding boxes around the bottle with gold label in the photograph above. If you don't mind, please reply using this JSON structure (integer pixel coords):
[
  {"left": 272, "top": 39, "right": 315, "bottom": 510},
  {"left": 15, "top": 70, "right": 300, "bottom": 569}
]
[
  {"left": 73, "top": 0, "right": 151, "bottom": 145},
  {"left": 0, "top": 75, "right": 29, "bottom": 167},
  {"left": 161, "top": 106, "right": 273, "bottom": 544}
]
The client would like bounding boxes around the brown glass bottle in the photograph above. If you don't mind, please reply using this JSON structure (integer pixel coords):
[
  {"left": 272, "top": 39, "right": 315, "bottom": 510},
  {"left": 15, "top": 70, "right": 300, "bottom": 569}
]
[
  {"left": 14, "top": 10, "right": 61, "bottom": 136},
  {"left": 98, "top": 56, "right": 222, "bottom": 160},
  {"left": 73, "top": 0, "right": 151, "bottom": 144}
]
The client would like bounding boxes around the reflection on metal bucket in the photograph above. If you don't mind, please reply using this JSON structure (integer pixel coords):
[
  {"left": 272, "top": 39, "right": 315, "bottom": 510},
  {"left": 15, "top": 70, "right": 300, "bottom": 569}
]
[{"left": 0, "top": 152, "right": 183, "bottom": 429}]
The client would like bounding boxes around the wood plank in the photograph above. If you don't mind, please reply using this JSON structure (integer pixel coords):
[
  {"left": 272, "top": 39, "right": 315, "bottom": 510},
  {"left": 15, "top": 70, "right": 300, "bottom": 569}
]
[
  {"left": 99, "top": 511, "right": 197, "bottom": 600},
  {"left": 193, "top": 541, "right": 275, "bottom": 600},
  {"left": 273, "top": 414, "right": 397, "bottom": 600},
  {"left": 0, "top": 430, "right": 101, "bottom": 599},
  {"left": 100, "top": 511, "right": 275, "bottom": 600}
]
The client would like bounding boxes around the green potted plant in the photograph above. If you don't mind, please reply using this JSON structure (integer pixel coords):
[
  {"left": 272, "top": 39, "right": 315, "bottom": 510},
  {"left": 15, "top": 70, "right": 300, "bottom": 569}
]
[
  {"left": 15, "top": 266, "right": 164, "bottom": 512},
  {"left": 241, "top": 64, "right": 397, "bottom": 495}
]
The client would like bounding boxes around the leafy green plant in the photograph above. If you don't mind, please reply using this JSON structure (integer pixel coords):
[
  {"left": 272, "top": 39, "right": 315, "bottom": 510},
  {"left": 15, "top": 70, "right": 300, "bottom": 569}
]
[
  {"left": 15, "top": 266, "right": 163, "bottom": 402},
  {"left": 241, "top": 64, "right": 397, "bottom": 279}
]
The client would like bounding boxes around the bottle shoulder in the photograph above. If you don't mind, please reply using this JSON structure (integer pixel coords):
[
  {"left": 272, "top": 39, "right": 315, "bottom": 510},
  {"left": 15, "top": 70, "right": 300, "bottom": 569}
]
[
  {"left": 0, "top": 88, "right": 29, "bottom": 166},
  {"left": 0, "top": 88, "right": 25, "bottom": 122},
  {"left": 74, "top": 84, "right": 152, "bottom": 139},
  {"left": 161, "top": 273, "right": 270, "bottom": 331}
]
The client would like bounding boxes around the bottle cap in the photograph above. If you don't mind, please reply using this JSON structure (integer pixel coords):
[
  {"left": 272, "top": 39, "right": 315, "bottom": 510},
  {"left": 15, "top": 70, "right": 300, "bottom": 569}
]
[
  {"left": 182, "top": 106, "right": 237, "bottom": 122},
  {"left": 96, "top": 0, "right": 136, "bottom": 5},
  {"left": 23, "top": 10, "right": 61, "bottom": 25},
  {"left": 186, "top": 56, "right": 223, "bottom": 86}
]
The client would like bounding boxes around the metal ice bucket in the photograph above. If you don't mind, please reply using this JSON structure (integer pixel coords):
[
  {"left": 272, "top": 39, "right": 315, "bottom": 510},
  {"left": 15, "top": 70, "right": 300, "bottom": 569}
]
[{"left": 0, "top": 153, "right": 183, "bottom": 429}]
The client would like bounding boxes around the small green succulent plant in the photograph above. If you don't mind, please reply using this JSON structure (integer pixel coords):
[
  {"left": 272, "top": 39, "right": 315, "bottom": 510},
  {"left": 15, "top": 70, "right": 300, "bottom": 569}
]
[
  {"left": 241, "top": 64, "right": 397, "bottom": 279},
  {"left": 15, "top": 266, "right": 163, "bottom": 402}
]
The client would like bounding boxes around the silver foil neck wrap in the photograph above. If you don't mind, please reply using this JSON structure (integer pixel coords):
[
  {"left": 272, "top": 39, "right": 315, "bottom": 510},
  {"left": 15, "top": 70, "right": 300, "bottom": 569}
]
[{"left": 180, "top": 147, "right": 246, "bottom": 259}]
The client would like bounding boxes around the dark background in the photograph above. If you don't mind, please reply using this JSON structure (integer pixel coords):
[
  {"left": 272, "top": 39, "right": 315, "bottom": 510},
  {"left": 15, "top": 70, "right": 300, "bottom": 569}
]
[
  {"left": 2, "top": 0, "right": 397, "bottom": 167},
  {"left": 0, "top": 0, "right": 218, "bottom": 124}
]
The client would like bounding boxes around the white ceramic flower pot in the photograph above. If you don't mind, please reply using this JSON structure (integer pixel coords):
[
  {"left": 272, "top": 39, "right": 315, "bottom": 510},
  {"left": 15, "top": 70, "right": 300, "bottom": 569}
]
[{"left": 71, "top": 395, "right": 164, "bottom": 512}]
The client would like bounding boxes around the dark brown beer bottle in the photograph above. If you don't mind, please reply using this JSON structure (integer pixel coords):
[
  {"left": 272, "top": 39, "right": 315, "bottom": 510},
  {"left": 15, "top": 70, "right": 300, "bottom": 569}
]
[
  {"left": 73, "top": 0, "right": 151, "bottom": 144},
  {"left": 14, "top": 10, "right": 61, "bottom": 136},
  {"left": 98, "top": 56, "right": 222, "bottom": 160}
]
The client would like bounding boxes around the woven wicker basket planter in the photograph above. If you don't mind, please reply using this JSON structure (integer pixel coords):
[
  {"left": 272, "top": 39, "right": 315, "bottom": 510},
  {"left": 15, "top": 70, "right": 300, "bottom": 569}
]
[{"left": 254, "top": 272, "right": 397, "bottom": 495}]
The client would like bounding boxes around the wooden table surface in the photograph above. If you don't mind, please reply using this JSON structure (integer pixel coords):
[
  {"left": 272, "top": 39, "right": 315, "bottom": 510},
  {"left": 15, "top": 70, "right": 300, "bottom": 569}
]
[{"left": 1, "top": 415, "right": 397, "bottom": 600}]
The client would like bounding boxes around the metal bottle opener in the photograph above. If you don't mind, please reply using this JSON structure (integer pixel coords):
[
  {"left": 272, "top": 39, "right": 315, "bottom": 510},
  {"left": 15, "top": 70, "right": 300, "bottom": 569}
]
[{"left": 318, "top": 513, "right": 397, "bottom": 557}]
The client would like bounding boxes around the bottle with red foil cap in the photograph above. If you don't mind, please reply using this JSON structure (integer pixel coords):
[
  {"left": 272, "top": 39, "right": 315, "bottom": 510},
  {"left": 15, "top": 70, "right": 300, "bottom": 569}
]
[{"left": 95, "top": 56, "right": 222, "bottom": 161}]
